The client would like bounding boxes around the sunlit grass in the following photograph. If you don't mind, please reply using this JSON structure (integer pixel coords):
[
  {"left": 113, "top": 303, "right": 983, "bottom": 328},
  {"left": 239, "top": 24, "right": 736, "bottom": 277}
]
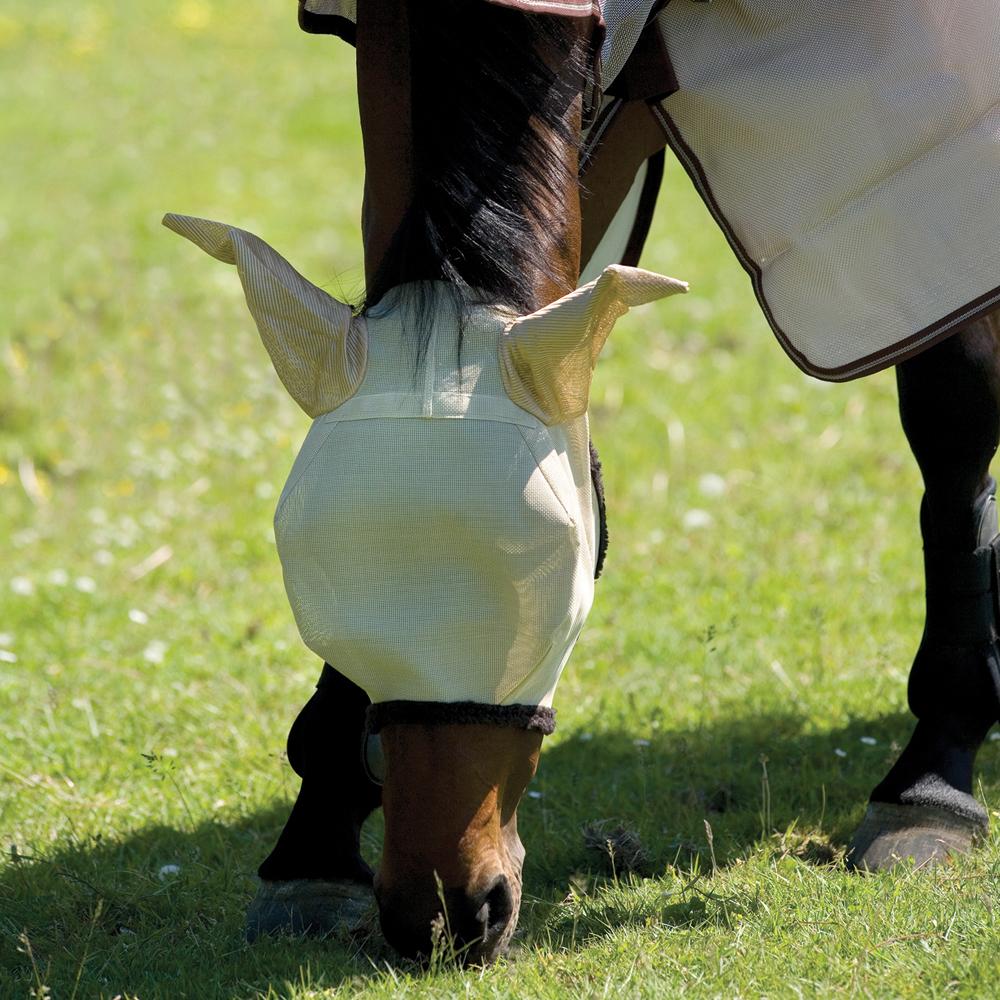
[{"left": 3, "top": 1, "right": 1000, "bottom": 997}]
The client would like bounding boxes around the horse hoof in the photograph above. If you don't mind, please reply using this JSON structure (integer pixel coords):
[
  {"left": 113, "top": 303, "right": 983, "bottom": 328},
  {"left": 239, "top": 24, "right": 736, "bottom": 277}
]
[
  {"left": 845, "top": 801, "right": 988, "bottom": 872},
  {"left": 245, "top": 878, "right": 376, "bottom": 942}
]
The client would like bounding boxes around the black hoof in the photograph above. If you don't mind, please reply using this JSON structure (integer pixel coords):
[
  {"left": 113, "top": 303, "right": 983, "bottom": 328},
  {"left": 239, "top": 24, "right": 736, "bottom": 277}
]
[
  {"left": 845, "top": 801, "right": 988, "bottom": 872},
  {"left": 245, "top": 878, "right": 376, "bottom": 941}
]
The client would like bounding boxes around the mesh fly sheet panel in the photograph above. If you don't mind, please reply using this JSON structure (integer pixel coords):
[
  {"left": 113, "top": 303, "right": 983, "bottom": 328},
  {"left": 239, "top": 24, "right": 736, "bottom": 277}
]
[
  {"left": 299, "top": 0, "right": 1000, "bottom": 380},
  {"left": 653, "top": 1, "right": 1000, "bottom": 379}
]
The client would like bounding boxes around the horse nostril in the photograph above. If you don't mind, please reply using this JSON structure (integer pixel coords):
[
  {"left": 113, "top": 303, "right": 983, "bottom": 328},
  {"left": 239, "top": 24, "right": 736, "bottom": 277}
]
[
  {"left": 440, "top": 876, "right": 515, "bottom": 956},
  {"left": 475, "top": 874, "right": 513, "bottom": 939},
  {"left": 378, "top": 876, "right": 517, "bottom": 963}
]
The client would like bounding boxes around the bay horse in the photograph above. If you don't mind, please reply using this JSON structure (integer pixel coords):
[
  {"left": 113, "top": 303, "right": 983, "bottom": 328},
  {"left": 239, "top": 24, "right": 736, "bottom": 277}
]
[{"left": 182, "top": 0, "right": 1000, "bottom": 965}]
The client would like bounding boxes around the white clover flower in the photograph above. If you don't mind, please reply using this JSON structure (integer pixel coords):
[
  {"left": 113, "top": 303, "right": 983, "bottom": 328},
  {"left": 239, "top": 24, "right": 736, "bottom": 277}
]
[
  {"left": 143, "top": 640, "right": 168, "bottom": 664},
  {"left": 74, "top": 576, "right": 97, "bottom": 593},
  {"left": 47, "top": 568, "right": 69, "bottom": 586},
  {"left": 10, "top": 577, "right": 34, "bottom": 596},
  {"left": 683, "top": 509, "right": 713, "bottom": 531},
  {"left": 698, "top": 473, "right": 727, "bottom": 498},
  {"left": 129, "top": 609, "right": 149, "bottom": 625}
]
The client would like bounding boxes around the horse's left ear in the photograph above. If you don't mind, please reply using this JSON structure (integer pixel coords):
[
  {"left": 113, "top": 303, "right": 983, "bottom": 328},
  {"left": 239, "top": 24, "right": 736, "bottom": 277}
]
[{"left": 500, "top": 265, "right": 687, "bottom": 425}]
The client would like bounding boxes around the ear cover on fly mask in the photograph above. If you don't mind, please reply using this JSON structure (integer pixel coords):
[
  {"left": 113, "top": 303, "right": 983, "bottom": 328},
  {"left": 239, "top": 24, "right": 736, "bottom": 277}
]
[
  {"left": 162, "top": 213, "right": 367, "bottom": 417},
  {"left": 500, "top": 265, "right": 687, "bottom": 426}
]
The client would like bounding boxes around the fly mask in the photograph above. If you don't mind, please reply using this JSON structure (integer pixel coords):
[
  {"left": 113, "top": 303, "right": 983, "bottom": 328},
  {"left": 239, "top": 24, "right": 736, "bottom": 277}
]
[{"left": 164, "top": 213, "right": 685, "bottom": 720}]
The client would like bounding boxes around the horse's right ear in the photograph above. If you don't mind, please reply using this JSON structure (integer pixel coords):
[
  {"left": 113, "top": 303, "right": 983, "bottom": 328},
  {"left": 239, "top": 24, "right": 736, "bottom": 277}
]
[
  {"left": 500, "top": 265, "right": 687, "bottom": 425},
  {"left": 163, "top": 213, "right": 366, "bottom": 418}
]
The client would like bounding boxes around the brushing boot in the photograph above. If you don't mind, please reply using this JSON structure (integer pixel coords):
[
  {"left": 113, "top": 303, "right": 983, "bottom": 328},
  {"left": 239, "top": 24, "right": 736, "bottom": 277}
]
[
  {"left": 246, "top": 663, "right": 382, "bottom": 940},
  {"left": 847, "top": 479, "right": 1000, "bottom": 870}
]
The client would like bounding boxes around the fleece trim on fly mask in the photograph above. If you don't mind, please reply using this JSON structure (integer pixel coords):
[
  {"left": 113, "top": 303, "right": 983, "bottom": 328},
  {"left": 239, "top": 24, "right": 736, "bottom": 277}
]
[
  {"left": 367, "top": 700, "right": 557, "bottom": 735},
  {"left": 164, "top": 213, "right": 684, "bottom": 708}
]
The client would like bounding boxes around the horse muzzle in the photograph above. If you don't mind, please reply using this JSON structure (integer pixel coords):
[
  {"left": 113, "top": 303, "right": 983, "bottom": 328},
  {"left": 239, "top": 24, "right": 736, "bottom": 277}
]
[{"left": 372, "top": 719, "right": 539, "bottom": 964}]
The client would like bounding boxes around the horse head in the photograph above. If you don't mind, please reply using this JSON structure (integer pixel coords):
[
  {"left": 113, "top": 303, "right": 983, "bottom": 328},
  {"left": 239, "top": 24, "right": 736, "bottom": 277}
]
[
  {"left": 166, "top": 207, "right": 683, "bottom": 973},
  {"left": 166, "top": 0, "right": 684, "bottom": 966}
]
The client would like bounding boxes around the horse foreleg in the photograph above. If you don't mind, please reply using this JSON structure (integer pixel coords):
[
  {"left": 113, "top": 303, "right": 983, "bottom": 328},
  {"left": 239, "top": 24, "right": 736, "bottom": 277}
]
[
  {"left": 847, "top": 313, "right": 1000, "bottom": 870},
  {"left": 245, "top": 663, "right": 382, "bottom": 938}
]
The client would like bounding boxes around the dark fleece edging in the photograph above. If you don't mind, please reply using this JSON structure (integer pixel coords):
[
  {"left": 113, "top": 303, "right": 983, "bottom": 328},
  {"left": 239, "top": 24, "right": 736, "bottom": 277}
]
[
  {"left": 367, "top": 700, "right": 556, "bottom": 735},
  {"left": 590, "top": 438, "right": 609, "bottom": 579}
]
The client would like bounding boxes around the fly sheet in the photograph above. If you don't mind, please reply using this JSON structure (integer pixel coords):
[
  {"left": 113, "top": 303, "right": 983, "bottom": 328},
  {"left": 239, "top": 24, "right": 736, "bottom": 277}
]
[{"left": 300, "top": 0, "right": 1000, "bottom": 381}]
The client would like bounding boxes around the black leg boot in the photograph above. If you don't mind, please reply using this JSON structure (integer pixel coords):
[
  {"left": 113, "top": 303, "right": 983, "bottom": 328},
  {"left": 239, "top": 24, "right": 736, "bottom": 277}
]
[
  {"left": 246, "top": 663, "right": 383, "bottom": 939},
  {"left": 847, "top": 481, "right": 1000, "bottom": 870}
]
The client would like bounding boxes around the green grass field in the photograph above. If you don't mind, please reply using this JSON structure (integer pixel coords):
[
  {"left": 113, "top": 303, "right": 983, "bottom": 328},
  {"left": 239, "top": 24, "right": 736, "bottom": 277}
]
[{"left": 3, "top": 2, "right": 1000, "bottom": 997}]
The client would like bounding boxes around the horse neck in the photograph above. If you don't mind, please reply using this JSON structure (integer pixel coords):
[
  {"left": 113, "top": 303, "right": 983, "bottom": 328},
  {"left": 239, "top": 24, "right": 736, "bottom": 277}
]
[{"left": 356, "top": 1, "right": 586, "bottom": 312}]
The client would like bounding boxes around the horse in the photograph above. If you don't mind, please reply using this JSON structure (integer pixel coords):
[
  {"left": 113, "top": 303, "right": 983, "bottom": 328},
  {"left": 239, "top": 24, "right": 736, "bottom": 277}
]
[{"left": 172, "top": 0, "right": 1000, "bottom": 965}]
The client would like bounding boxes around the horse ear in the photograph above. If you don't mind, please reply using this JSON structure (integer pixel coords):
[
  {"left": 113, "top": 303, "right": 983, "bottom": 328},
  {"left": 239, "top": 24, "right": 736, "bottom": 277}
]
[
  {"left": 162, "top": 213, "right": 366, "bottom": 417},
  {"left": 500, "top": 265, "right": 687, "bottom": 425}
]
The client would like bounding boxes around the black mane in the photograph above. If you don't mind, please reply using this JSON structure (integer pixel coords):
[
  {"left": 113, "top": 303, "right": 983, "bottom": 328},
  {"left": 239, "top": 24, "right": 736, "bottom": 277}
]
[{"left": 362, "top": 2, "right": 588, "bottom": 354}]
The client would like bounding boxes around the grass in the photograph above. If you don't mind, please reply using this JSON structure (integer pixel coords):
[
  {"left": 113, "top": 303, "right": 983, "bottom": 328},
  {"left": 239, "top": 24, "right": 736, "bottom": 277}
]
[{"left": 2, "top": 1, "right": 1000, "bottom": 996}]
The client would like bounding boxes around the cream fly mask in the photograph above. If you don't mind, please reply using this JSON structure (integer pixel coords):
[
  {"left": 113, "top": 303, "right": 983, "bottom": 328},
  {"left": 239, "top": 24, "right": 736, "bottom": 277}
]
[{"left": 164, "top": 213, "right": 685, "bottom": 717}]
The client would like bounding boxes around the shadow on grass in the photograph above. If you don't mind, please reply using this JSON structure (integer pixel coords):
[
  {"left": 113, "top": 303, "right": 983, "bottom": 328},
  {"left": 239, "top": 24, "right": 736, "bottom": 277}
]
[
  {"left": 0, "top": 803, "right": 398, "bottom": 999},
  {"left": 0, "top": 708, "right": 938, "bottom": 996},
  {"left": 523, "top": 708, "right": 921, "bottom": 877},
  {"left": 515, "top": 707, "right": 936, "bottom": 951}
]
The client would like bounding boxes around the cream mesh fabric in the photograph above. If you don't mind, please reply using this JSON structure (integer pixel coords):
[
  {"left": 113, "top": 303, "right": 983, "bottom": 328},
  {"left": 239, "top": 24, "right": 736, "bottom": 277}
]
[
  {"left": 302, "top": 0, "right": 355, "bottom": 19},
  {"left": 598, "top": 0, "right": 660, "bottom": 87},
  {"left": 654, "top": 1, "right": 1000, "bottom": 379},
  {"left": 501, "top": 265, "right": 687, "bottom": 424},
  {"left": 277, "top": 292, "right": 594, "bottom": 706},
  {"left": 166, "top": 216, "right": 682, "bottom": 705},
  {"left": 162, "top": 214, "right": 366, "bottom": 417}
]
